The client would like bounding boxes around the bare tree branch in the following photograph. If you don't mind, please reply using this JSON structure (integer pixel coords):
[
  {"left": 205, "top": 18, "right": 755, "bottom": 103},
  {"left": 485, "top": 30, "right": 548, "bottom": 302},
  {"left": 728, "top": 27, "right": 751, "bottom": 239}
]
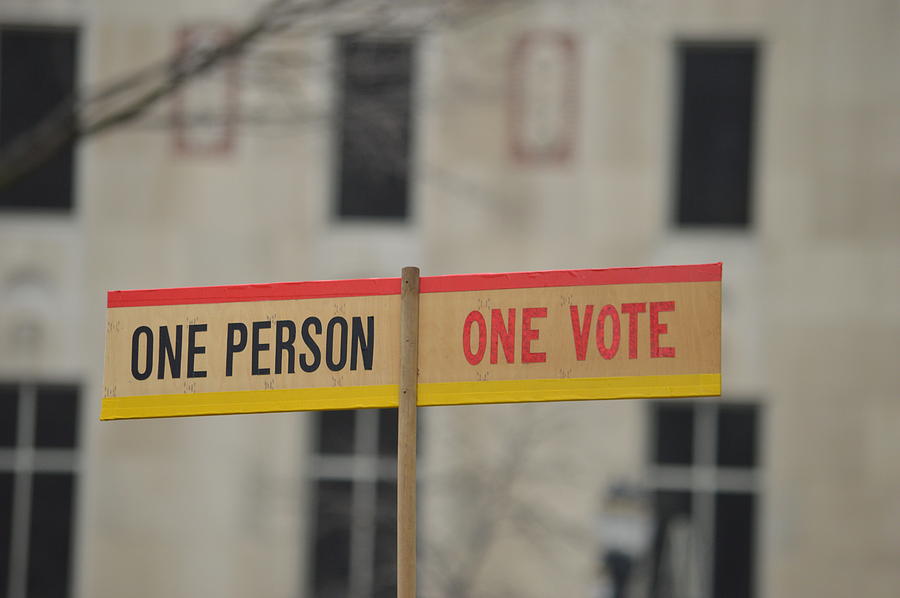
[
  {"left": 0, "top": 0, "right": 525, "bottom": 191},
  {"left": 0, "top": 0, "right": 289, "bottom": 188},
  {"left": 421, "top": 406, "right": 594, "bottom": 598}
]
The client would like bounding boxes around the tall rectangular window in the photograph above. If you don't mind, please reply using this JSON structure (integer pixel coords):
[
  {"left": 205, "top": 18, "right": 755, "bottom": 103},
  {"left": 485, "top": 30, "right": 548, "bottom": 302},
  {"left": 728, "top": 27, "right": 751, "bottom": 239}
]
[
  {"left": 0, "top": 27, "right": 78, "bottom": 212},
  {"left": 0, "top": 383, "right": 80, "bottom": 598},
  {"left": 675, "top": 43, "right": 757, "bottom": 227},
  {"left": 647, "top": 401, "right": 760, "bottom": 598},
  {"left": 309, "top": 409, "right": 410, "bottom": 598},
  {"left": 335, "top": 36, "right": 414, "bottom": 220}
]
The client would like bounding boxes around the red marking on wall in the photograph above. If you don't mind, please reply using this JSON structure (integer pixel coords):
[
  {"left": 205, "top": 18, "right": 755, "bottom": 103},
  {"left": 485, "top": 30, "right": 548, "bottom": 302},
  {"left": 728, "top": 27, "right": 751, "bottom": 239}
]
[
  {"left": 508, "top": 30, "right": 579, "bottom": 165},
  {"left": 172, "top": 24, "right": 239, "bottom": 156}
]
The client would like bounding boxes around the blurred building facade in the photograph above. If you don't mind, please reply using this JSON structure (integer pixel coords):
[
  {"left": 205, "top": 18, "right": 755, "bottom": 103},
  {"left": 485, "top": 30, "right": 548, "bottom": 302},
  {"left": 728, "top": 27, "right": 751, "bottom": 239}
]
[{"left": 0, "top": 1, "right": 898, "bottom": 597}]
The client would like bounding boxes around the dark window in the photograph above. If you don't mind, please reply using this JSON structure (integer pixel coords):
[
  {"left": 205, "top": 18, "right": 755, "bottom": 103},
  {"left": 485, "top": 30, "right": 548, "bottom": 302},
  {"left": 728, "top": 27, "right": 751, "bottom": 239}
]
[
  {"left": 336, "top": 36, "right": 414, "bottom": 220},
  {"left": 0, "top": 27, "right": 78, "bottom": 211},
  {"left": 653, "top": 404, "right": 694, "bottom": 465},
  {"left": 312, "top": 480, "right": 353, "bottom": 598},
  {"left": 35, "top": 385, "right": 79, "bottom": 449},
  {"left": 0, "top": 383, "right": 79, "bottom": 598},
  {"left": 713, "top": 492, "right": 755, "bottom": 598},
  {"left": 0, "top": 385, "right": 17, "bottom": 447},
  {"left": 373, "top": 480, "right": 397, "bottom": 598},
  {"left": 27, "top": 473, "right": 75, "bottom": 598},
  {"left": 377, "top": 408, "right": 398, "bottom": 457},
  {"left": 716, "top": 405, "right": 757, "bottom": 468},
  {"left": 0, "top": 473, "right": 12, "bottom": 595},
  {"left": 648, "top": 401, "right": 760, "bottom": 598},
  {"left": 675, "top": 43, "right": 757, "bottom": 227},
  {"left": 310, "top": 408, "right": 417, "bottom": 596},
  {"left": 317, "top": 410, "right": 356, "bottom": 455}
]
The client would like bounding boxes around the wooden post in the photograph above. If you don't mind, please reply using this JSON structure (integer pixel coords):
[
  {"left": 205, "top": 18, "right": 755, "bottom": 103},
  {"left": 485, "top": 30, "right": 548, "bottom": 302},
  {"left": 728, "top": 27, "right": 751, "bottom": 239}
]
[{"left": 398, "top": 266, "right": 420, "bottom": 598}]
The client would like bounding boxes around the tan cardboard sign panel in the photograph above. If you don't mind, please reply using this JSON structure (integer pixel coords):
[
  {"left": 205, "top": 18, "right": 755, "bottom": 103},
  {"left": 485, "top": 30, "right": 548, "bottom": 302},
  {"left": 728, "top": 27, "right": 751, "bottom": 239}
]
[{"left": 101, "top": 264, "right": 721, "bottom": 419}]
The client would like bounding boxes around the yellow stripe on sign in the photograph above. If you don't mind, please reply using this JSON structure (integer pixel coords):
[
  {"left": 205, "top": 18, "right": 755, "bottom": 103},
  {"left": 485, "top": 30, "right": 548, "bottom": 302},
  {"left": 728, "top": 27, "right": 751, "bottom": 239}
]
[
  {"left": 100, "top": 384, "right": 400, "bottom": 420},
  {"left": 100, "top": 374, "right": 719, "bottom": 420},
  {"left": 418, "top": 374, "right": 721, "bottom": 407}
]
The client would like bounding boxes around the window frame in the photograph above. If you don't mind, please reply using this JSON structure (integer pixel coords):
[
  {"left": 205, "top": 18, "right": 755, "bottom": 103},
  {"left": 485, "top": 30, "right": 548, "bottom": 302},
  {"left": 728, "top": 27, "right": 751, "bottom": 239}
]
[
  {"left": 0, "top": 381, "right": 80, "bottom": 598},
  {"left": 307, "top": 408, "right": 405, "bottom": 597},
  {"left": 645, "top": 399, "right": 762, "bottom": 598},
  {"left": 171, "top": 24, "right": 239, "bottom": 156}
]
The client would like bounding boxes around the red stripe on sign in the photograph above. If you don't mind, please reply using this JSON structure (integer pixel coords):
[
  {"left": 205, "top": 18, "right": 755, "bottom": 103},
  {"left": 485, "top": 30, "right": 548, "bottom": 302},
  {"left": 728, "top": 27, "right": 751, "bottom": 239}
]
[
  {"left": 108, "top": 277, "right": 401, "bottom": 308},
  {"left": 420, "top": 263, "right": 721, "bottom": 293},
  {"left": 107, "top": 263, "right": 721, "bottom": 308}
]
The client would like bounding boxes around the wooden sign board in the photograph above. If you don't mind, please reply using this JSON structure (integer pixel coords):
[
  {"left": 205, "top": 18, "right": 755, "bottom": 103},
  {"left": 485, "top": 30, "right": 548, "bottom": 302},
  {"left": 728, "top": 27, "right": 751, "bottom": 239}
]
[{"left": 101, "top": 263, "right": 720, "bottom": 420}]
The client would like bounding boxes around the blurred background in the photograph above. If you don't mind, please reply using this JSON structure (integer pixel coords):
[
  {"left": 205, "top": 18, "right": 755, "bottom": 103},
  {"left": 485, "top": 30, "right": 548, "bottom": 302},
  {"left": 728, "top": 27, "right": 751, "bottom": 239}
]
[{"left": 0, "top": 0, "right": 898, "bottom": 597}]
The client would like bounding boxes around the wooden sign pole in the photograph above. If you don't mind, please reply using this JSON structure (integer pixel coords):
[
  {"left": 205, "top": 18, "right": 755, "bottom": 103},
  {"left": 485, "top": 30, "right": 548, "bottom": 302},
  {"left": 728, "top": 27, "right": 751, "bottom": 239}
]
[{"left": 398, "top": 266, "right": 420, "bottom": 598}]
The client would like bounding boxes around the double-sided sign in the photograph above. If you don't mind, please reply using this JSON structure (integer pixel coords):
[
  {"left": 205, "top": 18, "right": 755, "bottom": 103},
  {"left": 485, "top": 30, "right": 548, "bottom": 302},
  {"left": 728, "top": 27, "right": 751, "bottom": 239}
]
[{"left": 101, "top": 263, "right": 721, "bottom": 420}]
